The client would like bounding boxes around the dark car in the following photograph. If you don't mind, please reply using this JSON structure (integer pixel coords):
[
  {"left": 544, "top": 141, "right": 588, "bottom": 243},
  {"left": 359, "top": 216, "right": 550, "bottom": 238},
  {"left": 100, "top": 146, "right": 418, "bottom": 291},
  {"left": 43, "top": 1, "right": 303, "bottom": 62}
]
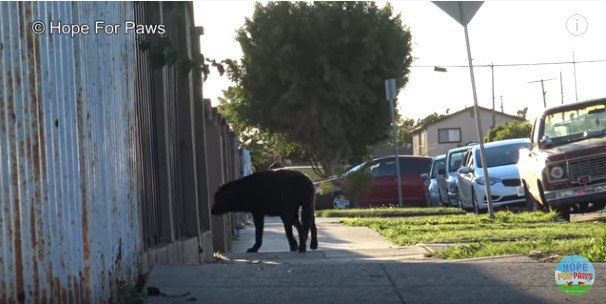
[{"left": 315, "top": 156, "right": 432, "bottom": 208}]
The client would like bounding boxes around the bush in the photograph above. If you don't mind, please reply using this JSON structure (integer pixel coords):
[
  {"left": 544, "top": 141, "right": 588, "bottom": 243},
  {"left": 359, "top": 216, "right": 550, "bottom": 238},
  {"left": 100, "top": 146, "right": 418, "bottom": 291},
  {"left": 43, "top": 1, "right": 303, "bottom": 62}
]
[
  {"left": 342, "top": 167, "right": 372, "bottom": 207},
  {"left": 485, "top": 120, "right": 531, "bottom": 143}
]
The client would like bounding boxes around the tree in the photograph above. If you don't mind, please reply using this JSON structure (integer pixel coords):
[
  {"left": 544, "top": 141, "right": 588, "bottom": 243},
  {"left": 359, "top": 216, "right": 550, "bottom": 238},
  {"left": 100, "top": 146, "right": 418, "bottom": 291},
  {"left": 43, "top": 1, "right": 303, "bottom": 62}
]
[
  {"left": 231, "top": 2, "right": 413, "bottom": 174},
  {"left": 217, "top": 86, "right": 310, "bottom": 169},
  {"left": 416, "top": 112, "right": 445, "bottom": 126},
  {"left": 516, "top": 107, "right": 528, "bottom": 120},
  {"left": 484, "top": 120, "right": 532, "bottom": 142},
  {"left": 397, "top": 117, "right": 416, "bottom": 148}
]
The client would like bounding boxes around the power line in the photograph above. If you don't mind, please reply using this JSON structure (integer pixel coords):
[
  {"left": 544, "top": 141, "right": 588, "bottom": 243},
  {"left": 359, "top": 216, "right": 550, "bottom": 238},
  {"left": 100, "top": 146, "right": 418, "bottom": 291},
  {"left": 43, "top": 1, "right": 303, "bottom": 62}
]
[{"left": 411, "top": 59, "right": 606, "bottom": 68}]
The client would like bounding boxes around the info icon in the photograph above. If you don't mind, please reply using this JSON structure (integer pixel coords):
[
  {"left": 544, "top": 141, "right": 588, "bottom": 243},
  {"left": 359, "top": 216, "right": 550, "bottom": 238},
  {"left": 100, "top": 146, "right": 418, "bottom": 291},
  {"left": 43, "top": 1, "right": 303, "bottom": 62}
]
[{"left": 555, "top": 255, "right": 595, "bottom": 295}]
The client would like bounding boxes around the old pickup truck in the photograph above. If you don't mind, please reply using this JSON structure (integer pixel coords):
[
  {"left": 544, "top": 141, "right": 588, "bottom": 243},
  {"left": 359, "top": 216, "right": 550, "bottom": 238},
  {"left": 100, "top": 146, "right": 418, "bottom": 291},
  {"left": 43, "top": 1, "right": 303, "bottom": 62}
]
[{"left": 518, "top": 97, "right": 606, "bottom": 220}]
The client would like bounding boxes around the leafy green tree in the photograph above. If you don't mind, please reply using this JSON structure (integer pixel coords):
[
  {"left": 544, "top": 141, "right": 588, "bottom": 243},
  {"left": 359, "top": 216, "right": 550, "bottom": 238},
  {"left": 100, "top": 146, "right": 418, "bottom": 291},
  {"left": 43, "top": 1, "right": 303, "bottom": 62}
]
[
  {"left": 416, "top": 112, "right": 446, "bottom": 126},
  {"left": 485, "top": 120, "right": 532, "bottom": 142},
  {"left": 217, "top": 86, "right": 309, "bottom": 169},
  {"left": 231, "top": 1, "right": 413, "bottom": 174},
  {"left": 379, "top": 117, "right": 415, "bottom": 148}
]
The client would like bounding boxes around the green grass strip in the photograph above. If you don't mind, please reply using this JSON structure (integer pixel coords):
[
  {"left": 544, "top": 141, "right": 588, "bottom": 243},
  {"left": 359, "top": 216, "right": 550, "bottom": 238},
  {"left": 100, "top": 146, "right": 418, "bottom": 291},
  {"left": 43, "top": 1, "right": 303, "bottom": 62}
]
[
  {"left": 434, "top": 236, "right": 606, "bottom": 261},
  {"left": 316, "top": 207, "right": 465, "bottom": 218}
]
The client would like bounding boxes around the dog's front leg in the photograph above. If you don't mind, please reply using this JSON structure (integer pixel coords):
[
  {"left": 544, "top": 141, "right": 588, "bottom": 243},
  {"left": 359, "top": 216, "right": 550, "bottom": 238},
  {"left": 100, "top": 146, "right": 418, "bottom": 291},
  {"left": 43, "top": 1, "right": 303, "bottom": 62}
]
[{"left": 247, "top": 213, "right": 264, "bottom": 253}]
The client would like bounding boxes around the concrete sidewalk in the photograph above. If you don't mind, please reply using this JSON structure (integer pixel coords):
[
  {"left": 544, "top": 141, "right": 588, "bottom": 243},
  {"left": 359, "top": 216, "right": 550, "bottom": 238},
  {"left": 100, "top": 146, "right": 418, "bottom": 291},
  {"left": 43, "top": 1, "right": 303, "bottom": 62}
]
[
  {"left": 144, "top": 216, "right": 606, "bottom": 304},
  {"left": 226, "top": 216, "right": 431, "bottom": 263}
]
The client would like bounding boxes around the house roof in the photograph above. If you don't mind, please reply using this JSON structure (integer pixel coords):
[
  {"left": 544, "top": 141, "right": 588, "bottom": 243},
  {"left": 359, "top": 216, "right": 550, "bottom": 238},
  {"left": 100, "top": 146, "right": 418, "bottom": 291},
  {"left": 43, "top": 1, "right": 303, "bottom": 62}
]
[{"left": 409, "top": 106, "right": 525, "bottom": 134}]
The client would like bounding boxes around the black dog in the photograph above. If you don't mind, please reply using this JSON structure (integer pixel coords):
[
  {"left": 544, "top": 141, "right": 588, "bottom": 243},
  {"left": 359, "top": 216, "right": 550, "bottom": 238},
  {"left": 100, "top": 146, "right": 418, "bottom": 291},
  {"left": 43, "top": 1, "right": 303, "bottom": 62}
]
[{"left": 211, "top": 170, "right": 318, "bottom": 253}]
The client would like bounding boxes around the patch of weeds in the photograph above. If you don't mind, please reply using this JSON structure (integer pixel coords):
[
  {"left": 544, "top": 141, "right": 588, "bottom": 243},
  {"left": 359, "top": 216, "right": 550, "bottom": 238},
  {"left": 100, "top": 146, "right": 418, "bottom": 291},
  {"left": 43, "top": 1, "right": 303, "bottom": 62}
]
[
  {"left": 117, "top": 281, "right": 146, "bottom": 304},
  {"left": 342, "top": 210, "right": 606, "bottom": 260},
  {"left": 584, "top": 230, "right": 606, "bottom": 261}
]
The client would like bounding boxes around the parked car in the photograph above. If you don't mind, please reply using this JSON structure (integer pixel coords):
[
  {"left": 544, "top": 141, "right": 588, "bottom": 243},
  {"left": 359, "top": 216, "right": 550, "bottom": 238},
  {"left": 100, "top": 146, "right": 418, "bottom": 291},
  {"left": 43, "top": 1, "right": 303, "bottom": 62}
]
[
  {"left": 518, "top": 97, "right": 606, "bottom": 219},
  {"left": 456, "top": 138, "right": 532, "bottom": 213},
  {"left": 442, "top": 145, "right": 475, "bottom": 206},
  {"left": 421, "top": 154, "right": 448, "bottom": 206},
  {"left": 315, "top": 155, "right": 432, "bottom": 208}
]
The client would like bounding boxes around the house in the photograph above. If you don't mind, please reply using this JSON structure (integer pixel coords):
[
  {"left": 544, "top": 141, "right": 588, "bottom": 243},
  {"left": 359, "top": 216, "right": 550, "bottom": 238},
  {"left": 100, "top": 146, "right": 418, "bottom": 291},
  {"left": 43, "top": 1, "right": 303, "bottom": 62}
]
[{"left": 410, "top": 106, "right": 525, "bottom": 157}]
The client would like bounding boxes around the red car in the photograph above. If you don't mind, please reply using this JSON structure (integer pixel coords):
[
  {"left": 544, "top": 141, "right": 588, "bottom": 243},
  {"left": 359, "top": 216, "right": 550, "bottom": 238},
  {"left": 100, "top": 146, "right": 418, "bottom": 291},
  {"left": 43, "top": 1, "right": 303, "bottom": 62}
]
[{"left": 316, "top": 156, "right": 432, "bottom": 208}]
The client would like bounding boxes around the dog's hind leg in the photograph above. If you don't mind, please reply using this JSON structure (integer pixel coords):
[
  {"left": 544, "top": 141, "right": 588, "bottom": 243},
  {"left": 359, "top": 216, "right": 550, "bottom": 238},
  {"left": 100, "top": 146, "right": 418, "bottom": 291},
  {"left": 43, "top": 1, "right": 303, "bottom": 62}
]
[
  {"left": 307, "top": 192, "right": 318, "bottom": 251},
  {"left": 281, "top": 214, "right": 299, "bottom": 251},
  {"left": 293, "top": 213, "right": 303, "bottom": 237},
  {"left": 247, "top": 213, "right": 264, "bottom": 253},
  {"left": 310, "top": 215, "right": 318, "bottom": 250}
]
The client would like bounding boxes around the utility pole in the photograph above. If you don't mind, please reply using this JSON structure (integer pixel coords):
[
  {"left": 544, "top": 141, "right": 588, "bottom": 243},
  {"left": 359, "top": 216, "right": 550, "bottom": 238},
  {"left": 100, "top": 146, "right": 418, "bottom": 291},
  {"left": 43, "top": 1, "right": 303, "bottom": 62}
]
[
  {"left": 491, "top": 64, "right": 495, "bottom": 128},
  {"left": 573, "top": 52, "right": 578, "bottom": 101},
  {"left": 529, "top": 78, "right": 555, "bottom": 108},
  {"left": 500, "top": 96, "right": 504, "bottom": 113},
  {"left": 560, "top": 71, "right": 564, "bottom": 104}
]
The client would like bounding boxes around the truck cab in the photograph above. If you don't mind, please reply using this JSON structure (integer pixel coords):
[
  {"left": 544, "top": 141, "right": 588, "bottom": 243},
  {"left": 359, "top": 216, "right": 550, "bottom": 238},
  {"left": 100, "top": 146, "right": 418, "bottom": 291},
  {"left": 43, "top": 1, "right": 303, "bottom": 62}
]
[{"left": 518, "top": 97, "right": 606, "bottom": 219}]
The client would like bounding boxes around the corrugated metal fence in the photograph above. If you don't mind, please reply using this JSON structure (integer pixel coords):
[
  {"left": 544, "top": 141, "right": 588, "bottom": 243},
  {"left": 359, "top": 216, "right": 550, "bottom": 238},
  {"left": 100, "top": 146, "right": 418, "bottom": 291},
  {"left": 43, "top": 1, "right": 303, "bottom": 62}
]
[{"left": 1, "top": 2, "right": 242, "bottom": 303}]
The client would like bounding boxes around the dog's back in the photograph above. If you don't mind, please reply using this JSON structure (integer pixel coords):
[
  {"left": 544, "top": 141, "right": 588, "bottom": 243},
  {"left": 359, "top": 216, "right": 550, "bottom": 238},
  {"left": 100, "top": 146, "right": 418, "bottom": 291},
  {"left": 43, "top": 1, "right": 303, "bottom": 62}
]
[{"left": 236, "top": 170, "right": 314, "bottom": 216}]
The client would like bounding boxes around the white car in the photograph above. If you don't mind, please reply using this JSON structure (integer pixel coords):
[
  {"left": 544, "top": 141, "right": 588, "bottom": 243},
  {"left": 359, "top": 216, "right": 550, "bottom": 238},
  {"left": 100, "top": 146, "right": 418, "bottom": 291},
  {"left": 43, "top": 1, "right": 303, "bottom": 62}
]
[{"left": 456, "top": 138, "right": 532, "bottom": 213}]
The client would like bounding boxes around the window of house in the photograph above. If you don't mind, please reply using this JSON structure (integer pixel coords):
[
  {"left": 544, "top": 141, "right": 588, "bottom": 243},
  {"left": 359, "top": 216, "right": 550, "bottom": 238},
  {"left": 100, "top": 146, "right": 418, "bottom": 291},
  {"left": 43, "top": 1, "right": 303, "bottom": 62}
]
[{"left": 438, "top": 128, "right": 461, "bottom": 143}]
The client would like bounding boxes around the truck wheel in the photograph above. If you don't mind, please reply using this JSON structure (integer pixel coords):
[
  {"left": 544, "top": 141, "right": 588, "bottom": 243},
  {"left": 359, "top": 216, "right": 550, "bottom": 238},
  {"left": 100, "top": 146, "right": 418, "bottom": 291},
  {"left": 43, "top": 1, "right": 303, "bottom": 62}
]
[{"left": 523, "top": 182, "right": 538, "bottom": 212}]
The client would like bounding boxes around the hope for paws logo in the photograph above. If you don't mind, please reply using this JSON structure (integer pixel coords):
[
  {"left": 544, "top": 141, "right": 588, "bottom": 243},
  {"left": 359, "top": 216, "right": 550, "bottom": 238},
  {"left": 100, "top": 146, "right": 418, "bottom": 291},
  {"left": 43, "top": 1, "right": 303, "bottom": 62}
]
[{"left": 555, "top": 255, "right": 595, "bottom": 295}]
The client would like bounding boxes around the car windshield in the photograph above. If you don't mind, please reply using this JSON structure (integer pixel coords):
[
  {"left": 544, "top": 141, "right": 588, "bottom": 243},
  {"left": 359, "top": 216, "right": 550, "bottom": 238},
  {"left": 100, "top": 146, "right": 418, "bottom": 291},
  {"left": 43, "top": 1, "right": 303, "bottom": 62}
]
[
  {"left": 430, "top": 158, "right": 445, "bottom": 178},
  {"left": 344, "top": 162, "right": 366, "bottom": 176},
  {"left": 476, "top": 143, "right": 530, "bottom": 168},
  {"left": 448, "top": 151, "right": 466, "bottom": 172},
  {"left": 543, "top": 103, "right": 606, "bottom": 144}
]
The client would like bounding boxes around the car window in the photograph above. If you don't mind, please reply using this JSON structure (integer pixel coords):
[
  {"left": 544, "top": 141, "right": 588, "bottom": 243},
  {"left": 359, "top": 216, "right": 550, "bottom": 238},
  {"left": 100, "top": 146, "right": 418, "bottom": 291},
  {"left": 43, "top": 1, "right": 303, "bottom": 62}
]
[
  {"left": 430, "top": 158, "right": 445, "bottom": 178},
  {"left": 463, "top": 150, "right": 474, "bottom": 169},
  {"left": 401, "top": 158, "right": 432, "bottom": 175},
  {"left": 345, "top": 162, "right": 367, "bottom": 175},
  {"left": 475, "top": 143, "right": 530, "bottom": 168},
  {"left": 544, "top": 103, "right": 606, "bottom": 139},
  {"left": 370, "top": 160, "right": 396, "bottom": 177},
  {"left": 448, "top": 150, "right": 466, "bottom": 172}
]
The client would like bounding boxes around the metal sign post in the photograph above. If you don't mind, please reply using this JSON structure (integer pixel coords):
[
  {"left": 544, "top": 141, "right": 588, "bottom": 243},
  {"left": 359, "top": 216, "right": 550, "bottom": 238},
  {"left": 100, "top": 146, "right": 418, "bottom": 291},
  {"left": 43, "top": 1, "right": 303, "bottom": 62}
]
[
  {"left": 434, "top": 1, "right": 495, "bottom": 218},
  {"left": 385, "top": 78, "right": 403, "bottom": 207}
]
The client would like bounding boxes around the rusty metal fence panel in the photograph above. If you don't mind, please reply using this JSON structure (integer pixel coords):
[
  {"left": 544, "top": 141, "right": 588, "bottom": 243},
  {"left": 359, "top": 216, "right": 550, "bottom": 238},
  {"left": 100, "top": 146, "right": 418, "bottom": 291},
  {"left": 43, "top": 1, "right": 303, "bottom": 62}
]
[
  {"left": 0, "top": 2, "right": 141, "bottom": 303},
  {"left": 1, "top": 1, "right": 245, "bottom": 302}
]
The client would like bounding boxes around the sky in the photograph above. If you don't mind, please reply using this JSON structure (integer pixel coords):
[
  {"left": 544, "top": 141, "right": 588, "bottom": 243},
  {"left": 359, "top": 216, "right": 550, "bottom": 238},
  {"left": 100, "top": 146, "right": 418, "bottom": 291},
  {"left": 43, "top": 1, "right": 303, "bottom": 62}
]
[{"left": 193, "top": 1, "right": 606, "bottom": 121}]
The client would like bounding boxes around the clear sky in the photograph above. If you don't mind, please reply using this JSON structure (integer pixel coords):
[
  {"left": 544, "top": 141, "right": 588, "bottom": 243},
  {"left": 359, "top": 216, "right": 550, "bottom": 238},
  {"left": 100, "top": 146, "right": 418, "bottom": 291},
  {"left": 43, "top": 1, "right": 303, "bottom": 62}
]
[{"left": 193, "top": 1, "right": 606, "bottom": 121}]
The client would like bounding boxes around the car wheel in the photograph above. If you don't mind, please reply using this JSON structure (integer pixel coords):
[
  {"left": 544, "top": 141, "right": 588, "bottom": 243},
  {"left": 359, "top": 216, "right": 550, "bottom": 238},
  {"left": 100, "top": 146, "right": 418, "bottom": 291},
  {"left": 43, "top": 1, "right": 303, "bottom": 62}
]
[
  {"left": 523, "top": 182, "right": 538, "bottom": 212},
  {"left": 333, "top": 194, "right": 351, "bottom": 209},
  {"left": 472, "top": 188, "right": 480, "bottom": 215}
]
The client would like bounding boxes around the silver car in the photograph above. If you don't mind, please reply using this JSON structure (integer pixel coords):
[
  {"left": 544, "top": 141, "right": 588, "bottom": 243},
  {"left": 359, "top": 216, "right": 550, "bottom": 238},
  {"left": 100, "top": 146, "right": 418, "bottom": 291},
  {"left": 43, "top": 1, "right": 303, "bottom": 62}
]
[
  {"left": 443, "top": 146, "right": 474, "bottom": 206},
  {"left": 421, "top": 155, "right": 448, "bottom": 206},
  {"left": 456, "top": 138, "right": 532, "bottom": 213}
]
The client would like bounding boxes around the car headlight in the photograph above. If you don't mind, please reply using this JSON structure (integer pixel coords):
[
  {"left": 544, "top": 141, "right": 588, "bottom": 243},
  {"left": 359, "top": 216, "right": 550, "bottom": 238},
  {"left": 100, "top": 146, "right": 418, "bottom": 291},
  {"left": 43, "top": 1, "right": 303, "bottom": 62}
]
[
  {"left": 475, "top": 177, "right": 501, "bottom": 185},
  {"left": 548, "top": 165, "right": 566, "bottom": 181}
]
